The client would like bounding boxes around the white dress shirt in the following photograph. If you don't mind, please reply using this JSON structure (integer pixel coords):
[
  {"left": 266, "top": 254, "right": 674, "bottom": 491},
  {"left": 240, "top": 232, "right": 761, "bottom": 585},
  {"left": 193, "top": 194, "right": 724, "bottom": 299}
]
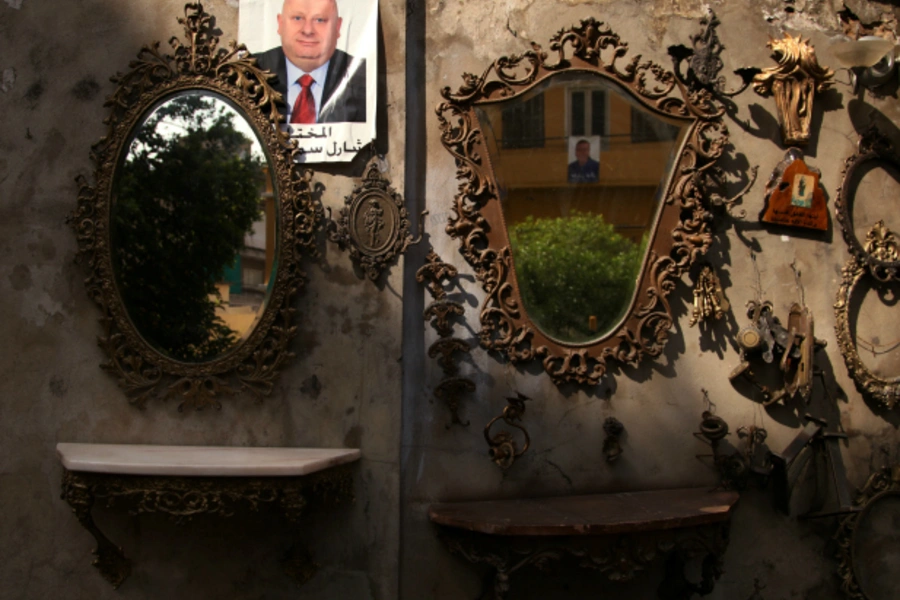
[{"left": 285, "top": 59, "right": 331, "bottom": 123}]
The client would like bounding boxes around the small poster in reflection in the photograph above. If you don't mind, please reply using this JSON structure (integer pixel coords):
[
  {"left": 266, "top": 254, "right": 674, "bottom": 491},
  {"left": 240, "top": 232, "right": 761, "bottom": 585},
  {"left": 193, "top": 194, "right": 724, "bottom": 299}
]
[{"left": 567, "top": 136, "right": 600, "bottom": 184}]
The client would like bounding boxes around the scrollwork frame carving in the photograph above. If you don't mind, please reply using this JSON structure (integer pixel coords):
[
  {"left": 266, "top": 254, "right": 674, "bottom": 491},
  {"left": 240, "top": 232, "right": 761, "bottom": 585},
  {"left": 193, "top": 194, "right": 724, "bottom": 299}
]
[
  {"left": 835, "top": 127, "right": 900, "bottom": 282},
  {"left": 70, "top": 3, "right": 320, "bottom": 410},
  {"left": 834, "top": 242, "right": 900, "bottom": 409},
  {"left": 436, "top": 18, "right": 731, "bottom": 386},
  {"left": 833, "top": 466, "right": 900, "bottom": 600}
]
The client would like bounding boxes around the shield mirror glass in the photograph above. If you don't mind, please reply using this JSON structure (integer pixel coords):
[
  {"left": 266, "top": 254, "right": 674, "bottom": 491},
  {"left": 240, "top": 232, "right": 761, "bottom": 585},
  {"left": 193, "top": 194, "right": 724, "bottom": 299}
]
[
  {"left": 111, "top": 91, "right": 277, "bottom": 363},
  {"left": 475, "top": 74, "right": 689, "bottom": 343}
]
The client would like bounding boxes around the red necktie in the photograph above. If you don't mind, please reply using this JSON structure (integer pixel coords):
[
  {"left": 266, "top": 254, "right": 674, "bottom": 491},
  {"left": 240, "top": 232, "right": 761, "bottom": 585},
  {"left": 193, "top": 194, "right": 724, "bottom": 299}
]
[{"left": 290, "top": 74, "right": 316, "bottom": 124}]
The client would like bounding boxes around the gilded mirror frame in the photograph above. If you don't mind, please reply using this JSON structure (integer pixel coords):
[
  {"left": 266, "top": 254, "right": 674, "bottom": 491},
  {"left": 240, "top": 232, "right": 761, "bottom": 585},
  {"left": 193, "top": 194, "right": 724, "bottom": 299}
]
[
  {"left": 71, "top": 3, "right": 319, "bottom": 410},
  {"left": 436, "top": 18, "right": 730, "bottom": 385},
  {"left": 835, "top": 126, "right": 900, "bottom": 281},
  {"left": 834, "top": 222, "right": 900, "bottom": 409},
  {"left": 834, "top": 466, "right": 900, "bottom": 600}
]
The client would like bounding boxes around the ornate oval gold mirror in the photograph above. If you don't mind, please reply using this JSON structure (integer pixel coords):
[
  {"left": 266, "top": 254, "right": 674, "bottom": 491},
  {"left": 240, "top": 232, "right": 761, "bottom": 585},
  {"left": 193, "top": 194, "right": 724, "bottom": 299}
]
[
  {"left": 437, "top": 19, "right": 729, "bottom": 385},
  {"left": 836, "top": 127, "right": 900, "bottom": 281},
  {"left": 835, "top": 222, "right": 900, "bottom": 410},
  {"left": 71, "top": 4, "right": 319, "bottom": 410}
]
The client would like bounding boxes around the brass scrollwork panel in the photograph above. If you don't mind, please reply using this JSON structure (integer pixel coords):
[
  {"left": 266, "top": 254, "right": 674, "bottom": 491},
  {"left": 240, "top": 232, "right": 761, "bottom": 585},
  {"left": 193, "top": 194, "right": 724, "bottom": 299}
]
[
  {"left": 70, "top": 4, "right": 320, "bottom": 410},
  {"left": 436, "top": 18, "right": 732, "bottom": 386}
]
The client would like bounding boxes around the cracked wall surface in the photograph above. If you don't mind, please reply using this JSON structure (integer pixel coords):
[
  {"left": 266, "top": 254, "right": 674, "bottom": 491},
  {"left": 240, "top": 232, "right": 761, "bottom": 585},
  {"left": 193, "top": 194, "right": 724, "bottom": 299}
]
[
  {"left": 2, "top": 0, "right": 900, "bottom": 599},
  {"left": 0, "top": 0, "right": 404, "bottom": 598},
  {"left": 403, "top": 0, "right": 900, "bottom": 598}
]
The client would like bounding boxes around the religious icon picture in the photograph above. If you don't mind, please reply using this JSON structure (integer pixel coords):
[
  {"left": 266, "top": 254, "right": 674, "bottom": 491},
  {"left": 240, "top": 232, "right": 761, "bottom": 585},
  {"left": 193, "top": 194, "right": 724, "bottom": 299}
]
[{"left": 791, "top": 173, "right": 814, "bottom": 208}]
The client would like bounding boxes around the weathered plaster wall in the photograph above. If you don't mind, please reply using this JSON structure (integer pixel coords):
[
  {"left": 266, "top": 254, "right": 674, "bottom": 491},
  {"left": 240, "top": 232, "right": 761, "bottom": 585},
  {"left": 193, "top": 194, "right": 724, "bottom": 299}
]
[
  {"left": 4, "top": 0, "right": 900, "bottom": 598},
  {"left": 0, "top": 0, "right": 404, "bottom": 598},
  {"left": 403, "top": 0, "right": 900, "bottom": 598}
]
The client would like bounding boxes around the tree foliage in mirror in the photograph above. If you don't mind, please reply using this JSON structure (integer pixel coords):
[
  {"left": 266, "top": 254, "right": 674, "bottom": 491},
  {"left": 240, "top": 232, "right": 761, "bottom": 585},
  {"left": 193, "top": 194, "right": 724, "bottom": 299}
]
[
  {"left": 511, "top": 212, "right": 646, "bottom": 342},
  {"left": 112, "top": 95, "right": 264, "bottom": 362}
]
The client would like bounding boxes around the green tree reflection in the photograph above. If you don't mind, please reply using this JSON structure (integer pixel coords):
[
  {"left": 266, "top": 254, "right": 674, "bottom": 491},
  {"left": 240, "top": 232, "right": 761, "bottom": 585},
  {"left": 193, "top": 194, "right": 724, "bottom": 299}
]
[
  {"left": 510, "top": 212, "right": 647, "bottom": 342},
  {"left": 112, "top": 95, "right": 264, "bottom": 362}
]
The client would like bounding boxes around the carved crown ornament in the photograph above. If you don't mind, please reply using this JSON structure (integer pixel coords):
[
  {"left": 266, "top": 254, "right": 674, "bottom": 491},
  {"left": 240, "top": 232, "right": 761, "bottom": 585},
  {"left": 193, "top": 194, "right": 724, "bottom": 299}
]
[
  {"left": 69, "top": 3, "right": 320, "bottom": 410},
  {"left": 436, "top": 17, "right": 740, "bottom": 387},
  {"left": 752, "top": 33, "right": 834, "bottom": 146}
]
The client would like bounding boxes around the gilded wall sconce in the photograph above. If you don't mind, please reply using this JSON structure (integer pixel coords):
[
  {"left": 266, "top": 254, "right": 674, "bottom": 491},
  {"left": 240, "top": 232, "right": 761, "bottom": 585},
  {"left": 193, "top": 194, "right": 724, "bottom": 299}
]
[{"left": 752, "top": 33, "right": 834, "bottom": 146}]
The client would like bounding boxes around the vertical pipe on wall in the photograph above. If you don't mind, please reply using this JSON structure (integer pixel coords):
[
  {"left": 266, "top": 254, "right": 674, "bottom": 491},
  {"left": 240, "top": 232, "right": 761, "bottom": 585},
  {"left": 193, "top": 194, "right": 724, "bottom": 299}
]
[{"left": 399, "top": 0, "right": 427, "bottom": 596}]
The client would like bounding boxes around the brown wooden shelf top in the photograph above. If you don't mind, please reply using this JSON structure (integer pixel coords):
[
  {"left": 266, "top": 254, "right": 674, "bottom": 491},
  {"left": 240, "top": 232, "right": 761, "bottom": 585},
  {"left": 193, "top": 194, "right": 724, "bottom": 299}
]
[{"left": 428, "top": 487, "right": 739, "bottom": 536}]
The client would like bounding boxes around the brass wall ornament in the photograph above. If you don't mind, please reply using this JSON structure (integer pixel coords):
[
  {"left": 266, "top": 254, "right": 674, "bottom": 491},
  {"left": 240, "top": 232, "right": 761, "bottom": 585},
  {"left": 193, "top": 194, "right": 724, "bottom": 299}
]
[
  {"left": 752, "top": 33, "right": 834, "bottom": 146},
  {"left": 437, "top": 18, "right": 736, "bottom": 388},
  {"left": 485, "top": 392, "right": 531, "bottom": 469},
  {"left": 327, "top": 156, "right": 426, "bottom": 281},
  {"left": 833, "top": 466, "right": 900, "bottom": 600},
  {"left": 729, "top": 300, "right": 825, "bottom": 406},
  {"left": 835, "top": 231, "right": 900, "bottom": 409},
  {"left": 668, "top": 9, "right": 760, "bottom": 97},
  {"left": 690, "top": 264, "right": 729, "bottom": 327},
  {"left": 835, "top": 127, "right": 900, "bottom": 281},
  {"left": 419, "top": 250, "right": 474, "bottom": 426},
  {"left": 70, "top": 3, "right": 319, "bottom": 410}
]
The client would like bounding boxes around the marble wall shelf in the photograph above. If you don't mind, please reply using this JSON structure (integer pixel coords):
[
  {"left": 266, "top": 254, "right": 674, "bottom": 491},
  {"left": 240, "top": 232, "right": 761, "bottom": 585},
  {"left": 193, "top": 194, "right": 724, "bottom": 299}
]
[
  {"left": 57, "top": 443, "right": 361, "bottom": 588},
  {"left": 430, "top": 487, "right": 739, "bottom": 600}
]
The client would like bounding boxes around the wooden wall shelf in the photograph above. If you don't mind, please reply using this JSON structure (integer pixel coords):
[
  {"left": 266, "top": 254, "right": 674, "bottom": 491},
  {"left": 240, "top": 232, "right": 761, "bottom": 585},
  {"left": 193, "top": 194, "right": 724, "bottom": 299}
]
[{"left": 429, "top": 487, "right": 739, "bottom": 599}]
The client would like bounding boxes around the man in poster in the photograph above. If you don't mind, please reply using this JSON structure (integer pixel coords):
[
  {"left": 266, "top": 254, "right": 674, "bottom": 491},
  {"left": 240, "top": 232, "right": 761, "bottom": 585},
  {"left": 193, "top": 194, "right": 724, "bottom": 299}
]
[
  {"left": 255, "top": 0, "right": 366, "bottom": 124},
  {"left": 567, "top": 138, "right": 600, "bottom": 184}
]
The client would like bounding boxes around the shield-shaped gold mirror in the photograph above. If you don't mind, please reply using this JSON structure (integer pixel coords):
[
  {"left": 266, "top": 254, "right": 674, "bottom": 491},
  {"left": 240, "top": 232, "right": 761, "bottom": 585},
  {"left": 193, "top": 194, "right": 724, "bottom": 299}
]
[{"left": 437, "top": 19, "right": 731, "bottom": 386}]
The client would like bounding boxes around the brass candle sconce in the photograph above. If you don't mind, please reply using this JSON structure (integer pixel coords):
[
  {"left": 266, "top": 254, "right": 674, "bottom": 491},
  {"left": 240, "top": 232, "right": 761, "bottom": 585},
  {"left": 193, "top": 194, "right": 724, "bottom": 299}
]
[{"left": 752, "top": 33, "right": 834, "bottom": 146}]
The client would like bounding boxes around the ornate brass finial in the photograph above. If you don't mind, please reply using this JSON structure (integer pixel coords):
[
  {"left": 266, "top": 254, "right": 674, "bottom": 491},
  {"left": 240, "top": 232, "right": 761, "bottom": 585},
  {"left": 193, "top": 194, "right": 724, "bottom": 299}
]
[
  {"left": 752, "top": 33, "right": 834, "bottom": 145},
  {"left": 864, "top": 220, "right": 900, "bottom": 263},
  {"left": 690, "top": 264, "right": 729, "bottom": 327}
]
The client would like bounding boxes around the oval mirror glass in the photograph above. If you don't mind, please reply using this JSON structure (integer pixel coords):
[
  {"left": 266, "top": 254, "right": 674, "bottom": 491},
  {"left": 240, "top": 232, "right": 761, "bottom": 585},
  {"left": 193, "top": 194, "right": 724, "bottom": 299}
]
[
  {"left": 111, "top": 92, "right": 277, "bottom": 363},
  {"left": 475, "top": 74, "right": 689, "bottom": 343}
]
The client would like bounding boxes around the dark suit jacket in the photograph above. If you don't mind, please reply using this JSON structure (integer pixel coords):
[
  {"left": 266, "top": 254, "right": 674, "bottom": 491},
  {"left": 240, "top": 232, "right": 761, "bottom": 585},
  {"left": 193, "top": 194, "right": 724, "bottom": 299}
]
[{"left": 255, "top": 47, "right": 367, "bottom": 123}]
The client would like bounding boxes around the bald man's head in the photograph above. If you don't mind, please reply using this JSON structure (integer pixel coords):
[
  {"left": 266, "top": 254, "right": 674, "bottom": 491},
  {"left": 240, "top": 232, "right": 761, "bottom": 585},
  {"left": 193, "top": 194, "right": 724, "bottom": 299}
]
[{"left": 277, "top": 0, "right": 342, "bottom": 72}]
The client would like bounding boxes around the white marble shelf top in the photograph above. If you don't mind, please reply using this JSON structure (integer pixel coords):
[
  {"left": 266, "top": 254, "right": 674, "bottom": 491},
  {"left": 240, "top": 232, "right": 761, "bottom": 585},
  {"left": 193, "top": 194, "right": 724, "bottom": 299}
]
[{"left": 56, "top": 443, "right": 361, "bottom": 477}]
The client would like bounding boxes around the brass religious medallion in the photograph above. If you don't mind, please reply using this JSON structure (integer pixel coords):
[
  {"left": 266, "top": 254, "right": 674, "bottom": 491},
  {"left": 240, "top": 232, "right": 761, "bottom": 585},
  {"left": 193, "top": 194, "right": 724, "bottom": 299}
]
[{"left": 327, "top": 156, "right": 425, "bottom": 280}]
